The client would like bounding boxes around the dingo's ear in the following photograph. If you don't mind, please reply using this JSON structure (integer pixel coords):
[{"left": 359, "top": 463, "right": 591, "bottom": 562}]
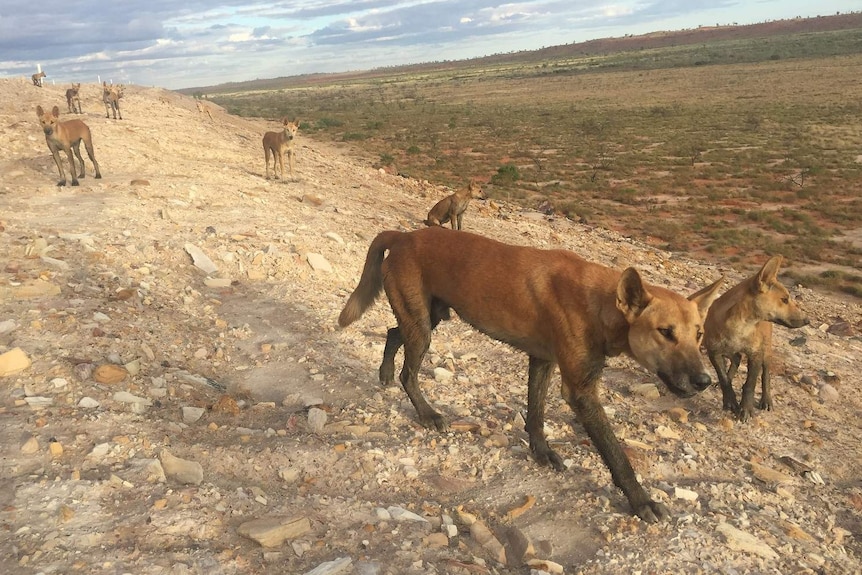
[
  {"left": 755, "top": 255, "right": 783, "bottom": 293},
  {"left": 616, "top": 267, "right": 653, "bottom": 321},
  {"left": 36, "top": 105, "right": 44, "bottom": 117},
  {"left": 51, "top": 106, "right": 60, "bottom": 118},
  {"left": 689, "top": 276, "right": 724, "bottom": 317}
]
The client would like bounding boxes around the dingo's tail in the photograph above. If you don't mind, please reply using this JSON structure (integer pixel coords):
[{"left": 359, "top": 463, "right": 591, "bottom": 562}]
[{"left": 338, "top": 231, "right": 401, "bottom": 327}]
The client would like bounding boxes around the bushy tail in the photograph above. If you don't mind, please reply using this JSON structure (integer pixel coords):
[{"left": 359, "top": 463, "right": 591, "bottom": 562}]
[{"left": 338, "top": 231, "right": 400, "bottom": 327}]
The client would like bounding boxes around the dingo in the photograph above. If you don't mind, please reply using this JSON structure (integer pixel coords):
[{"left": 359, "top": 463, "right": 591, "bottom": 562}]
[
  {"left": 339, "top": 227, "right": 723, "bottom": 522},
  {"left": 703, "top": 256, "right": 808, "bottom": 421},
  {"left": 65, "top": 83, "right": 82, "bottom": 114},
  {"left": 196, "top": 100, "right": 214, "bottom": 121},
  {"left": 32, "top": 71, "right": 46, "bottom": 87},
  {"left": 424, "top": 181, "right": 486, "bottom": 230},
  {"left": 102, "top": 82, "right": 122, "bottom": 119},
  {"left": 263, "top": 118, "right": 299, "bottom": 180},
  {"left": 36, "top": 105, "right": 102, "bottom": 186}
]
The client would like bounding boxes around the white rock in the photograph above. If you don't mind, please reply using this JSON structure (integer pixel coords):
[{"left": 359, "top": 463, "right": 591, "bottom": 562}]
[
  {"left": 184, "top": 243, "right": 219, "bottom": 274},
  {"left": 24, "top": 396, "right": 53, "bottom": 407},
  {"left": 307, "top": 407, "right": 328, "bottom": 433},
  {"left": 204, "top": 277, "right": 232, "bottom": 288},
  {"left": 673, "top": 487, "right": 699, "bottom": 501},
  {"left": 716, "top": 523, "right": 779, "bottom": 560},
  {"left": 306, "top": 253, "right": 332, "bottom": 272},
  {"left": 113, "top": 391, "right": 153, "bottom": 406},
  {"left": 182, "top": 406, "right": 205, "bottom": 423},
  {"left": 78, "top": 397, "right": 101, "bottom": 409},
  {"left": 303, "top": 557, "right": 353, "bottom": 575},
  {"left": 819, "top": 384, "right": 839, "bottom": 403},
  {"left": 0, "top": 319, "right": 18, "bottom": 334},
  {"left": 160, "top": 449, "right": 204, "bottom": 485},
  {"left": 324, "top": 231, "right": 344, "bottom": 244},
  {"left": 387, "top": 506, "right": 429, "bottom": 523},
  {"left": 433, "top": 367, "right": 454, "bottom": 382}
]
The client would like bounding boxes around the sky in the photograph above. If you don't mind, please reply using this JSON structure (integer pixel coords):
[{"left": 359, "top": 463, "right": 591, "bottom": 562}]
[{"left": 0, "top": 1, "right": 857, "bottom": 90}]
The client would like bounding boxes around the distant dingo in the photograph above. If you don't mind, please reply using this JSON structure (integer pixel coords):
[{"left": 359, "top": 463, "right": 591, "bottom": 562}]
[
  {"left": 66, "top": 83, "right": 82, "bottom": 114},
  {"left": 102, "top": 82, "right": 122, "bottom": 119},
  {"left": 424, "top": 181, "right": 486, "bottom": 230},
  {"left": 263, "top": 118, "right": 299, "bottom": 181}
]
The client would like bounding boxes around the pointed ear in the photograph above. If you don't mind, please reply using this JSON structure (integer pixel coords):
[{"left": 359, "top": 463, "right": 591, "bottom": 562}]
[
  {"left": 36, "top": 105, "right": 44, "bottom": 117},
  {"left": 754, "top": 256, "right": 782, "bottom": 293},
  {"left": 689, "top": 276, "right": 724, "bottom": 317},
  {"left": 616, "top": 268, "right": 653, "bottom": 321},
  {"left": 51, "top": 106, "right": 60, "bottom": 118}
]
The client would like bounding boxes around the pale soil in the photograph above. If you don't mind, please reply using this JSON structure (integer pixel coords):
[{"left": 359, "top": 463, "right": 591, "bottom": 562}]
[{"left": 1, "top": 78, "right": 861, "bottom": 575}]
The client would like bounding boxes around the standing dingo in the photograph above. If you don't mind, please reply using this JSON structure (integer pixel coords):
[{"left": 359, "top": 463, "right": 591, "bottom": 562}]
[
  {"left": 103, "top": 82, "right": 122, "bottom": 119},
  {"left": 36, "top": 105, "right": 102, "bottom": 186},
  {"left": 703, "top": 256, "right": 809, "bottom": 421},
  {"left": 339, "top": 227, "right": 723, "bottom": 522},
  {"left": 263, "top": 118, "right": 299, "bottom": 181},
  {"left": 65, "top": 83, "right": 82, "bottom": 114}
]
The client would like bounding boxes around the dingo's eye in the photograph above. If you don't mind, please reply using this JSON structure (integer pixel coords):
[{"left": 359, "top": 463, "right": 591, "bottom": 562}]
[
  {"left": 696, "top": 330, "right": 703, "bottom": 341},
  {"left": 782, "top": 296, "right": 790, "bottom": 304},
  {"left": 658, "top": 327, "right": 675, "bottom": 342}
]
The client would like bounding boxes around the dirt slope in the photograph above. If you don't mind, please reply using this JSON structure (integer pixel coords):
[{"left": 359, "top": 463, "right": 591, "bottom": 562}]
[{"left": 1, "top": 78, "right": 860, "bottom": 575}]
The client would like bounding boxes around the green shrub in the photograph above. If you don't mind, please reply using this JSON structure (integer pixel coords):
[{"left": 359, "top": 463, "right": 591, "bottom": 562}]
[{"left": 491, "top": 163, "right": 520, "bottom": 185}]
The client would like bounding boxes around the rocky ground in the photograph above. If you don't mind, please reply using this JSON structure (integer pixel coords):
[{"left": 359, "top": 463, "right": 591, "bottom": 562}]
[{"left": 1, "top": 78, "right": 860, "bottom": 575}]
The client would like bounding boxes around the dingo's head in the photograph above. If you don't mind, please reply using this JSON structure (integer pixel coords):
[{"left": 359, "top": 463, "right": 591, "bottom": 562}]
[
  {"left": 750, "top": 256, "right": 808, "bottom": 329},
  {"left": 617, "top": 269, "right": 723, "bottom": 398},
  {"left": 468, "top": 181, "right": 486, "bottom": 199},
  {"left": 36, "top": 105, "right": 61, "bottom": 137},
  {"left": 282, "top": 118, "right": 299, "bottom": 140}
]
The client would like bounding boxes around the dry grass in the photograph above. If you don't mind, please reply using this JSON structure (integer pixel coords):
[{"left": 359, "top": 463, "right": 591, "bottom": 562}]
[{"left": 210, "top": 45, "right": 862, "bottom": 297}]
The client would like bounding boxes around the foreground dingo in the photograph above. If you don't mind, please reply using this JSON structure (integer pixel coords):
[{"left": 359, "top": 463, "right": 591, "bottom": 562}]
[
  {"left": 703, "top": 256, "right": 808, "bottom": 421},
  {"left": 339, "top": 227, "right": 723, "bottom": 522},
  {"left": 36, "top": 105, "right": 102, "bottom": 186}
]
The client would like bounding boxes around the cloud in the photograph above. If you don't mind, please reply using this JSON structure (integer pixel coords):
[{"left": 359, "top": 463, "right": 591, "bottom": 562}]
[{"left": 0, "top": 0, "right": 856, "bottom": 88}]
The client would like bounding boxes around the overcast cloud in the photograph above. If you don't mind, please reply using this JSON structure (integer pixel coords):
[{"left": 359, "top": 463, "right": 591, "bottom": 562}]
[{"left": 0, "top": 1, "right": 856, "bottom": 89}]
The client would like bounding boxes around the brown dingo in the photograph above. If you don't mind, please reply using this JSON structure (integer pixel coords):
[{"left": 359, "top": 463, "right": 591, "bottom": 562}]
[
  {"left": 263, "top": 118, "right": 299, "bottom": 180},
  {"left": 424, "top": 181, "right": 486, "bottom": 230},
  {"left": 339, "top": 227, "right": 723, "bottom": 522},
  {"left": 702, "top": 256, "right": 808, "bottom": 422},
  {"left": 32, "top": 71, "right": 46, "bottom": 87},
  {"left": 102, "top": 82, "right": 122, "bottom": 119},
  {"left": 196, "top": 100, "right": 214, "bottom": 121},
  {"left": 36, "top": 105, "right": 102, "bottom": 186},
  {"left": 65, "top": 83, "right": 82, "bottom": 114}
]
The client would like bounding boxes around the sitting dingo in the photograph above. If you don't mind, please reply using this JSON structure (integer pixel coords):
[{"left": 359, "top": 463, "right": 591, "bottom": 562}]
[
  {"left": 424, "top": 181, "right": 486, "bottom": 230},
  {"left": 339, "top": 226, "right": 723, "bottom": 522},
  {"left": 703, "top": 256, "right": 809, "bottom": 421}
]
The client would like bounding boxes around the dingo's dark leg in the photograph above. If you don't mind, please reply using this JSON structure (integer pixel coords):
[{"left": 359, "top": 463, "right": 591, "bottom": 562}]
[
  {"left": 380, "top": 300, "right": 449, "bottom": 386},
  {"left": 526, "top": 356, "right": 562, "bottom": 470},
  {"left": 710, "top": 351, "right": 739, "bottom": 413},
  {"left": 738, "top": 356, "right": 761, "bottom": 422},
  {"left": 758, "top": 361, "right": 772, "bottom": 411},
  {"left": 71, "top": 141, "right": 86, "bottom": 179},
  {"left": 83, "top": 138, "right": 101, "bottom": 179}
]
